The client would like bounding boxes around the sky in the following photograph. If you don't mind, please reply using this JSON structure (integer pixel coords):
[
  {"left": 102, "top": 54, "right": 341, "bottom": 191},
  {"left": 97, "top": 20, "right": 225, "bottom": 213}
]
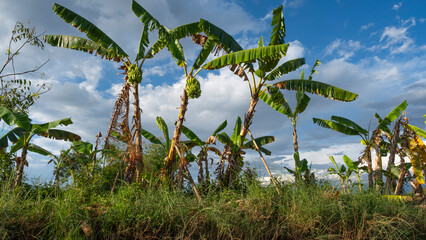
[{"left": 0, "top": 0, "right": 425, "bottom": 184}]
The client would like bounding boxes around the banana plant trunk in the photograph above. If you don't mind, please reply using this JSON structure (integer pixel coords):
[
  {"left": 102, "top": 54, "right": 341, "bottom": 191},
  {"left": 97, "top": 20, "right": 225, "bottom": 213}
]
[
  {"left": 365, "top": 151, "right": 374, "bottom": 189},
  {"left": 240, "top": 96, "right": 259, "bottom": 142},
  {"left": 385, "top": 120, "right": 400, "bottom": 193},
  {"left": 132, "top": 83, "right": 144, "bottom": 183},
  {"left": 292, "top": 120, "right": 299, "bottom": 155},
  {"left": 165, "top": 86, "right": 189, "bottom": 180},
  {"left": 14, "top": 147, "right": 28, "bottom": 188},
  {"left": 223, "top": 96, "right": 259, "bottom": 187},
  {"left": 374, "top": 143, "right": 382, "bottom": 192}
]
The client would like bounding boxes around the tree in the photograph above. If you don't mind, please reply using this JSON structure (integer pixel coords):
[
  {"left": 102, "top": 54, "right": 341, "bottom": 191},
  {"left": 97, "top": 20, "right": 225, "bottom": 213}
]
[
  {"left": 214, "top": 116, "right": 275, "bottom": 187},
  {"left": 259, "top": 59, "right": 355, "bottom": 180},
  {"left": 180, "top": 120, "right": 227, "bottom": 185},
  {"left": 44, "top": 0, "right": 182, "bottom": 183},
  {"left": 313, "top": 116, "right": 372, "bottom": 187},
  {"left": 314, "top": 101, "right": 408, "bottom": 191},
  {"left": 201, "top": 5, "right": 357, "bottom": 184},
  {"left": 151, "top": 20, "right": 251, "bottom": 181},
  {"left": 0, "top": 21, "right": 50, "bottom": 112},
  {"left": 0, "top": 105, "right": 80, "bottom": 187},
  {"left": 327, "top": 155, "right": 363, "bottom": 194}
]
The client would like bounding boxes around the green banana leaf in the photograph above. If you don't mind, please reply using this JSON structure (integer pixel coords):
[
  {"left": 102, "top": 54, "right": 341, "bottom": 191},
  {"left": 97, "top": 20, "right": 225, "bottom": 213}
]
[
  {"left": 27, "top": 143, "right": 54, "bottom": 157},
  {"left": 33, "top": 118, "right": 73, "bottom": 132},
  {"left": 377, "top": 100, "right": 407, "bottom": 130},
  {"left": 0, "top": 106, "right": 31, "bottom": 130},
  {"left": 274, "top": 79, "right": 358, "bottom": 102},
  {"left": 257, "top": 5, "right": 286, "bottom": 74},
  {"left": 243, "top": 136, "right": 275, "bottom": 155},
  {"left": 212, "top": 120, "right": 228, "bottom": 137},
  {"left": 342, "top": 155, "right": 358, "bottom": 172},
  {"left": 0, "top": 127, "right": 27, "bottom": 149},
  {"left": 294, "top": 91, "right": 310, "bottom": 114},
  {"left": 131, "top": 0, "right": 168, "bottom": 60},
  {"left": 192, "top": 37, "right": 218, "bottom": 70},
  {"left": 156, "top": 116, "right": 170, "bottom": 150},
  {"left": 259, "top": 92, "right": 292, "bottom": 116},
  {"left": 51, "top": 3, "right": 127, "bottom": 58},
  {"left": 328, "top": 156, "right": 340, "bottom": 174},
  {"left": 72, "top": 141, "right": 93, "bottom": 156},
  {"left": 10, "top": 135, "right": 26, "bottom": 154},
  {"left": 181, "top": 125, "right": 204, "bottom": 146},
  {"left": 269, "top": 5, "right": 285, "bottom": 46},
  {"left": 145, "top": 22, "right": 201, "bottom": 58},
  {"left": 258, "top": 36, "right": 264, "bottom": 48},
  {"left": 374, "top": 113, "right": 391, "bottom": 134},
  {"left": 331, "top": 116, "right": 368, "bottom": 135},
  {"left": 202, "top": 44, "right": 289, "bottom": 70},
  {"left": 230, "top": 117, "right": 242, "bottom": 147},
  {"left": 198, "top": 19, "right": 243, "bottom": 54},
  {"left": 216, "top": 132, "right": 233, "bottom": 147},
  {"left": 264, "top": 58, "right": 305, "bottom": 80},
  {"left": 313, "top": 118, "right": 360, "bottom": 136},
  {"left": 407, "top": 124, "right": 426, "bottom": 138},
  {"left": 44, "top": 35, "right": 124, "bottom": 61},
  {"left": 37, "top": 129, "right": 81, "bottom": 142},
  {"left": 141, "top": 128, "right": 163, "bottom": 145}
]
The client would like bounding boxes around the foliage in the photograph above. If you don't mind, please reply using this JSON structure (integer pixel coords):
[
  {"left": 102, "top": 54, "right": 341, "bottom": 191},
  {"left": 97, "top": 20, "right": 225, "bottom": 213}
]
[
  {"left": 327, "top": 155, "right": 364, "bottom": 194},
  {"left": 0, "top": 105, "right": 80, "bottom": 187},
  {"left": 0, "top": 21, "right": 50, "bottom": 112},
  {"left": 0, "top": 180, "right": 424, "bottom": 239}
]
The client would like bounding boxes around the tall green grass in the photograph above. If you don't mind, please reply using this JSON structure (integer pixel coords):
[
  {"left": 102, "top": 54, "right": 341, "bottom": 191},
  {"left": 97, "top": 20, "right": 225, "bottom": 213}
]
[{"left": 1, "top": 180, "right": 424, "bottom": 239}]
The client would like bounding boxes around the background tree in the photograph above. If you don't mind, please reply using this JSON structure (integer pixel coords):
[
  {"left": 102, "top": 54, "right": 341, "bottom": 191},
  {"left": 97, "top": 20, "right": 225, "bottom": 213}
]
[
  {"left": 0, "top": 21, "right": 50, "bottom": 112},
  {"left": 201, "top": 6, "right": 357, "bottom": 185},
  {"left": 44, "top": 0, "right": 183, "bottom": 183},
  {"left": 0, "top": 105, "right": 80, "bottom": 187}
]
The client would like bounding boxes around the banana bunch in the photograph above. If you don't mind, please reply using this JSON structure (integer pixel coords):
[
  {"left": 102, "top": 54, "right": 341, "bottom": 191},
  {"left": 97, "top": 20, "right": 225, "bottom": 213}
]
[
  {"left": 186, "top": 77, "right": 201, "bottom": 99},
  {"left": 127, "top": 64, "right": 142, "bottom": 85},
  {"left": 268, "top": 86, "right": 285, "bottom": 104}
]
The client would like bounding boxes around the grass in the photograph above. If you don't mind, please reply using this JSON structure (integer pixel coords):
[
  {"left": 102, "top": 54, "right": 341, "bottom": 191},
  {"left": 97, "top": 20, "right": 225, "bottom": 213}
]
[{"left": 0, "top": 180, "right": 424, "bottom": 239}]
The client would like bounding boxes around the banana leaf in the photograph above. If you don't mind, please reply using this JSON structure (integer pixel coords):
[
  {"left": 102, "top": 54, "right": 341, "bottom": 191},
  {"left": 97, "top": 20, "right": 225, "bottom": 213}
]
[
  {"left": 313, "top": 118, "right": 360, "bottom": 136},
  {"left": 264, "top": 58, "right": 305, "bottom": 80},
  {"left": 202, "top": 44, "right": 289, "bottom": 70},
  {"left": 52, "top": 3, "right": 127, "bottom": 58},
  {"left": 274, "top": 79, "right": 358, "bottom": 102},
  {"left": 44, "top": 35, "right": 125, "bottom": 61},
  {"left": 331, "top": 116, "right": 368, "bottom": 135}
]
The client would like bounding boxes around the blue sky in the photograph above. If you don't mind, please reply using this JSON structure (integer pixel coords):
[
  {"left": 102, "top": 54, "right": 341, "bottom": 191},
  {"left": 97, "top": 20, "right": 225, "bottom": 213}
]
[{"left": 0, "top": 0, "right": 425, "bottom": 184}]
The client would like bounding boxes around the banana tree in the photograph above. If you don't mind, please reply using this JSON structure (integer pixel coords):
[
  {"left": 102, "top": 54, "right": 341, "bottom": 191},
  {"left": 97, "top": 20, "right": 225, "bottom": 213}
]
[
  {"left": 313, "top": 116, "right": 372, "bottom": 187},
  {"left": 327, "top": 155, "right": 363, "bottom": 194},
  {"left": 314, "top": 100, "right": 408, "bottom": 191},
  {"left": 214, "top": 116, "right": 275, "bottom": 187},
  {"left": 200, "top": 6, "right": 357, "bottom": 185},
  {"left": 259, "top": 59, "right": 353, "bottom": 180},
  {"left": 147, "top": 20, "right": 251, "bottom": 181},
  {"left": 180, "top": 120, "right": 227, "bottom": 185},
  {"left": 0, "top": 105, "right": 80, "bottom": 187},
  {"left": 44, "top": 1, "right": 184, "bottom": 183}
]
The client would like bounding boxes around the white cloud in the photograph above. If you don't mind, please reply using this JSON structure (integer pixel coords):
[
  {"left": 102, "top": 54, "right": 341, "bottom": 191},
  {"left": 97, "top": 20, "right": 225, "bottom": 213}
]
[
  {"left": 325, "top": 39, "right": 362, "bottom": 60},
  {"left": 283, "top": 0, "right": 305, "bottom": 9},
  {"left": 359, "top": 22, "right": 374, "bottom": 31},
  {"left": 377, "top": 18, "right": 416, "bottom": 54},
  {"left": 392, "top": 2, "right": 402, "bottom": 10}
]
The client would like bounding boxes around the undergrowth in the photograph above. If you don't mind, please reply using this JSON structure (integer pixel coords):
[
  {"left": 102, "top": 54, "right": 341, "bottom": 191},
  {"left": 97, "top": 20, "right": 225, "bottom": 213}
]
[{"left": 0, "top": 180, "right": 424, "bottom": 239}]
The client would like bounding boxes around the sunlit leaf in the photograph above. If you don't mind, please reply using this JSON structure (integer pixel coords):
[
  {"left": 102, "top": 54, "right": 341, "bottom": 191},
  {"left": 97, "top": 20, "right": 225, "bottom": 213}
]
[
  {"left": 51, "top": 3, "right": 127, "bottom": 58},
  {"left": 274, "top": 79, "right": 358, "bottom": 102}
]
